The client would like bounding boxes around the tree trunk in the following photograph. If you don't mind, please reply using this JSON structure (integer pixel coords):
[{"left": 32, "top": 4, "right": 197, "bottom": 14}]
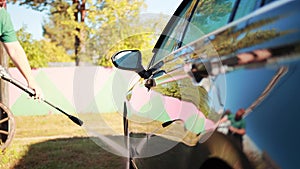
[
  {"left": 73, "top": 0, "right": 86, "bottom": 66},
  {"left": 73, "top": 0, "right": 80, "bottom": 66},
  {"left": 79, "top": 0, "right": 86, "bottom": 59}
]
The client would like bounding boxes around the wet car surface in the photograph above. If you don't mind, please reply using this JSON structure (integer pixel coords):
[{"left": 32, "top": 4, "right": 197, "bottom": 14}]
[{"left": 112, "top": 0, "right": 300, "bottom": 168}]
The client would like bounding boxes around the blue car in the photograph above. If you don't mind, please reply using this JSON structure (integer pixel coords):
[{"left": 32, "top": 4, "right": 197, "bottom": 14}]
[{"left": 112, "top": 0, "right": 300, "bottom": 168}]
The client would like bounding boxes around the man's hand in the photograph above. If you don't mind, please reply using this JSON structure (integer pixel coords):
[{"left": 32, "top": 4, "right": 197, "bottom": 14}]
[
  {"left": 28, "top": 80, "right": 43, "bottom": 100},
  {"left": 229, "top": 126, "right": 236, "bottom": 133},
  {"left": 229, "top": 126, "right": 246, "bottom": 135}
]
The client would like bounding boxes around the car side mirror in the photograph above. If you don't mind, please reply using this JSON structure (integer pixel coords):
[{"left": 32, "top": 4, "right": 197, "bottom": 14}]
[
  {"left": 111, "top": 50, "right": 151, "bottom": 79},
  {"left": 112, "top": 50, "right": 144, "bottom": 71}
]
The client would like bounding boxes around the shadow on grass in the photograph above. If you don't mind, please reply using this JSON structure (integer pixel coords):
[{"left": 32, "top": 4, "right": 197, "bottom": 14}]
[
  {"left": 12, "top": 133, "right": 254, "bottom": 169},
  {"left": 13, "top": 137, "right": 127, "bottom": 169}
]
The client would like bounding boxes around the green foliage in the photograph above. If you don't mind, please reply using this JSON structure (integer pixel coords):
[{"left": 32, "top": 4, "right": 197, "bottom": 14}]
[
  {"left": 9, "top": 0, "right": 164, "bottom": 66},
  {"left": 191, "top": 0, "right": 234, "bottom": 34},
  {"left": 43, "top": 1, "right": 76, "bottom": 52},
  {"left": 13, "top": 28, "right": 73, "bottom": 68},
  {"left": 10, "top": 0, "right": 168, "bottom": 67},
  {"left": 197, "top": 0, "right": 233, "bottom": 21},
  {"left": 84, "top": 0, "right": 162, "bottom": 67}
]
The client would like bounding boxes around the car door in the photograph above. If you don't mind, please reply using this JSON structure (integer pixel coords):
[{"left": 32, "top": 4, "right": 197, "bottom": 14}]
[
  {"left": 113, "top": 0, "right": 300, "bottom": 168},
  {"left": 123, "top": 0, "right": 239, "bottom": 158}
]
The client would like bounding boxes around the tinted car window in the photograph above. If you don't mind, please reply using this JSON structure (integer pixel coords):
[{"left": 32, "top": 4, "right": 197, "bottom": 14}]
[
  {"left": 233, "top": 0, "right": 279, "bottom": 21},
  {"left": 151, "top": 0, "right": 238, "bottom": 68},
  {"left": 183, "top": 0, "right": 237, "bottom": 44},
  {"left": 233, "top": 0, "right": 258, "bottom": 21},
  {"left": 151, "top": 1, "right": 197, "bottom": 66},
  {"left": 263, "top": 0, "right": 279, "bottom": 6}
]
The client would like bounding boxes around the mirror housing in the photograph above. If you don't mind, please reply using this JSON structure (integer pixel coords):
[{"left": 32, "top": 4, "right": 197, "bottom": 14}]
[
  {"left": 111, "top": 50, "right": 152, "bottom": 79},
  {"left": 112, "top": 50, "right": 144, "bottom": 71}
]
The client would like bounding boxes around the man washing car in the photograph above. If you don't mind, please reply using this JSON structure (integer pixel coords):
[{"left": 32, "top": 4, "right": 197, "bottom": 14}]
[{"left": 0, "top": 0, "right": 42, "bottom": 99}]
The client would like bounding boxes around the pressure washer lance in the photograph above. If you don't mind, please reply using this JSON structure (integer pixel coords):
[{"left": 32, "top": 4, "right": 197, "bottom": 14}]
[{"left": 0, "top": 66, "right": 83, "bottom": 126}]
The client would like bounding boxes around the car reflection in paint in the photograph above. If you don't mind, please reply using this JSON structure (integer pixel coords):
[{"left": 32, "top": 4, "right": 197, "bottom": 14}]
[{"left": 112, "top": 0, "right": 300, "bottom": 169}]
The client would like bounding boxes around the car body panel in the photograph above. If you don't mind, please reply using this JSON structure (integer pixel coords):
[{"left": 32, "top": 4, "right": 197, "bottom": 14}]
[{"left": 114, "top": 0, "right": 300, "bottom": 168}]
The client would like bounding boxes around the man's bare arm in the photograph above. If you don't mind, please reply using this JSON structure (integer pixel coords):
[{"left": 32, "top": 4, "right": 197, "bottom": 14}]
[{"left": 2, "top": 41, "right": 43, "bottom": 99}]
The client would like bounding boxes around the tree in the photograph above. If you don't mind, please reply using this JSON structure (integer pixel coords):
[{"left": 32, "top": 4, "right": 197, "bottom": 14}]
[
  {"left": 192, "top": 0, "right": 234, "bottom": 34},
  {"left": 8, "top": 0, "right": 168, "bottom": 67},
  {"left": 9, "top": 0, "right": 88, "bottom": 66},
  {"left": 12, "top": 28, "right": 72, "bottom": 68},
  {"left": 85, "top": 1, "right": 168, "bottom": 67}
]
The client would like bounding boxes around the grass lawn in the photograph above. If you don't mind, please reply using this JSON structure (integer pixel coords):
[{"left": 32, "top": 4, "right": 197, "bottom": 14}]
[
  {"left": 0, "top": 114, "right": 127, "bottom": 169},
  {"left": 0, "top": 112, "right": 204, "bottom": 169}
]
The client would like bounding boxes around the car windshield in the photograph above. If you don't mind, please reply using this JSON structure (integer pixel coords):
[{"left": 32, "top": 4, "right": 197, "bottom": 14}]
[{"left": 149, "top": 0, "right": 237, "bottom": 68}]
